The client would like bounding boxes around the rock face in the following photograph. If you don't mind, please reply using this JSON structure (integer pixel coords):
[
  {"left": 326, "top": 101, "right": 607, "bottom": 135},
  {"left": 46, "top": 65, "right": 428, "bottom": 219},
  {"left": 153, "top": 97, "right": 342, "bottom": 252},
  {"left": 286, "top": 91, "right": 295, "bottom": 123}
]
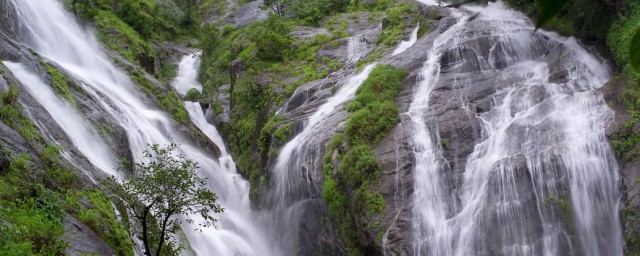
[
  {"left": 0, "top": 3, "right": 132, "bottom": 251},
  {"left": 268, "top": 2, "right": 622, "bottom": 255},
  {"left": 380, "top": 5, "right": 619, "bottom": 256},
  {"left": 63, "top": 214, "right": 117, "bottom": 256},
  {"left": 600, "top": 77, "right": 640, "bottom": 254}
]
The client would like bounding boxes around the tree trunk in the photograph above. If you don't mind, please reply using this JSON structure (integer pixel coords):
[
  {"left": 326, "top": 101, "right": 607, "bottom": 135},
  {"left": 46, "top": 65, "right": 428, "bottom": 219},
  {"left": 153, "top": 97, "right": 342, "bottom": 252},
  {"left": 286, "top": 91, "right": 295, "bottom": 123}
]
[
  {"left": 142, "top": 212, "right": 152, "bottom": 256},
  {"left": 155, "top": 214, "right": 172, "bottom": 256},
  {"left": 112, "top": 0, "right": 118, "bottom": 13}
]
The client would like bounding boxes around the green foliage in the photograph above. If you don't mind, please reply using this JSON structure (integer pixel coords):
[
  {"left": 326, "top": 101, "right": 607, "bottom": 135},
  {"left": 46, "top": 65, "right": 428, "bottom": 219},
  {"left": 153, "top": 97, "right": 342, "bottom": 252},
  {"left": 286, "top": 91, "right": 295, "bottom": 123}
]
[
  {"left": 377, "top": 2, "right": 430, "bottom": 47},
  {"left": 321, "top": 65, "right": 406, "bottom": 253},
  {"left": 610, "top": 117, "right": 640, "bottom": 161},
  {"left": 43, "top": 62, "right": 76, "bottom": 106},
  {"left": 631, "top": 30, "right": 640, "bottom": 73},
  {"left": 534, "top": 0, "right": 568, "bottom": 29},
  {"left": 348, "top": 65, "right": 406, "bottom": 111},
  {"left": 265, "top": 0, "right": 350, "bottom": 25},
  {"left": 609, "top": 4, "right": 640, "bottom": 74},
  {"left": 344, "top": 65, "right": 406, "bottom": 145},
  {"left": 246, "top": 14, "right": 293, "bottom": 61},
  {"left": 337, "top": 145, "right": 381, "bottom": 188},
  {"left": 65, "top": 190, "right": 134, "bottom": 256},
  {"left": 160, "top": 63, "right": 178, "bottom": 80},
  {"left": 345, "top": 101, "right": 398, "bottom": 145},
  {"left": 273, "top": 122, "right": 292, "bottom": 142},
  {"left": 0, "top": 190, "right": 67, "bottom": 255},
  {"left": 93, "top": 10, "right": 155, "bottom": 69},
  {"left": 505, "top": 0, "right": 618, "bottom": 42},
  {"left": 0, "top": 84, "right": 44, "bottom": 147},
  {"left": 102, "top": 144, "right": 223, "bottom": 256},
  {"left": 184, "top": 88, "right": 202, "bottom": 102}
]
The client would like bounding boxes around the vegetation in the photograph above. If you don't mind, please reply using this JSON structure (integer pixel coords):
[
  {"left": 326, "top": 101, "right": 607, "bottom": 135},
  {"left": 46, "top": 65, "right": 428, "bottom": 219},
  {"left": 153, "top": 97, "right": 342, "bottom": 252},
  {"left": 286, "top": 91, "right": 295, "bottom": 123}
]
[
  {"left": 0, "top": 77, "right": 134, "bottom": 256},
  {"left": 184, "top": 88, "right": 202, "bottom": 102},
  {"left": 246, "top": 14, "right": 293, "bottom": 61},
  {"left": 0, "top": 194, "right": 67, "bottom": 255},
  {"left": 102, "top": 144, "right": 223, "bottom": 256},
  {"left": 65, "top": 189, "right": 134, "bottom": 255},
  {"left": 378, "top": 3, "right": 433, "bottom": 46},
  {"left": 43, "top": 62, "right": 76, "bottom": 106},
  {"left": 322, "top": 65, "right": 406, "bottom": 255}
]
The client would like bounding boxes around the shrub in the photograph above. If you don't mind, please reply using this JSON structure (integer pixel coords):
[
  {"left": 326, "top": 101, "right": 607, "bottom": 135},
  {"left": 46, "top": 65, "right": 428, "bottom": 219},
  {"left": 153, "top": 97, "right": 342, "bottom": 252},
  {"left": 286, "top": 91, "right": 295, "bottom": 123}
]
[
  {"left": 345, "top": 101, "right": 398, "bottom": 146},
  {"left": 184, "top": 88, "right": 202, "bottom": 102},
  {"left": 246, "top": 14, "right": 292, "bottom": 61},
  {"left": 350, "top": 65, "right": 406, "bottom": 111},
  {"left": 337, "top": 145, "right": 381, "bottom": 188}
]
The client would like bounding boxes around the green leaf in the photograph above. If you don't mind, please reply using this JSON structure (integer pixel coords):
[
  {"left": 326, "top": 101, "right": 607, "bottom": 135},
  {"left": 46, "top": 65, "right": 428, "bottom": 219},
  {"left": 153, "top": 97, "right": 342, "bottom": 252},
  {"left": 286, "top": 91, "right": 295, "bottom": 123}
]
[
  {"left": 535, "top": 0, "right": 568, "bottom": 29},
  {"left": 631, "top": 28, "right": 640, "bottom": 73}
]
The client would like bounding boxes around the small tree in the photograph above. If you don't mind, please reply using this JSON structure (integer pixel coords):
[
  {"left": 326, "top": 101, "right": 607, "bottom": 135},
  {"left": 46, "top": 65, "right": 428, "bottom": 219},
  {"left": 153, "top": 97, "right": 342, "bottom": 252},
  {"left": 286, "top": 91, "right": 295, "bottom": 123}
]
[{"left": 103, "top": 144, "right": 223, "bottom": 256}]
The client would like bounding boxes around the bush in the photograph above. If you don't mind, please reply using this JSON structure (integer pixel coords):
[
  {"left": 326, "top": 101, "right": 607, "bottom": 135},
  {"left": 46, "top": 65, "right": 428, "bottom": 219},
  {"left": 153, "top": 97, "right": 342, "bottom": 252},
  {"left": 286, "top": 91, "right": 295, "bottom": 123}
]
[
  {"left": 246, "top": 14, "right": 292, "bottom": 61},
  {"left": 349, "top": 65, "right": 407, "bottom": 111},
  {"left": 345, "top": 101, "right": 398, "bottom": 146},
  {"left": 337, "top": 145, "right": 381, "bottom": 187},
  {"left": 184, "top": 88, "right": 202, "bottom": 102}
]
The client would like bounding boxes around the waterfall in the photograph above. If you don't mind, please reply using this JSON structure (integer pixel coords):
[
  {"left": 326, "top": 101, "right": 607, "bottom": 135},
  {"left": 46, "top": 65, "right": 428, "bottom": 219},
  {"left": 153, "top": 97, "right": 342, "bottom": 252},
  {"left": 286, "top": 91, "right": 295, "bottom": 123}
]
[
  {"left": 3, "top": 61, "right": 117, "bottom": 176},
  {"left": 393, "top": 23, "right": 420, "bottom": 56},
  {"left": 410, "top": 2, "right": 621, "bottom": 256},
  {"left": 264, "top": 33, "right": 376, "bottom": 253},
  {"left": 5, "top": 0, "right": 272, "bottom": 255}
]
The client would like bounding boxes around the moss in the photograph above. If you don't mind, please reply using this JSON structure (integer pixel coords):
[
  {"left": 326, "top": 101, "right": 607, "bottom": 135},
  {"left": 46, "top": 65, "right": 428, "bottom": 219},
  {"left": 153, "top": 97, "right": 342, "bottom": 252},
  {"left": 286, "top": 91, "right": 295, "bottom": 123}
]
[
  {"left": 95, "top": 123, "right": 114, "bottom": 143},
  {"left": 65, "top": 190, "right": 134, "bottom": 256},
  {"left": 0, "top": 84, "right": 44, "bottom": 147},
  {"left": 440, "top": 138, "right": 450, "bottom": 149},
  {"left": 558, "top": 199, "right": 574, "bottom": 233},
  {"left": 93, "top": 10, "right": 155, "bottom": 69},
  {"left": 43, "top": 62, "right": 76, "bottom": 106}
]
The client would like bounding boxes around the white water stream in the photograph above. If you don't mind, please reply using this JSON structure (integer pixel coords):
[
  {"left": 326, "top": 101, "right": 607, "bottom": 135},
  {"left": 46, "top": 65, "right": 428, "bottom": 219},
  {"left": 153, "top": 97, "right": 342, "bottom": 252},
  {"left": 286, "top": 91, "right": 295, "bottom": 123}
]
[
  {"left": 3, "top": 61, "right": 117, "bottom": 176},
  {"left": 265, "top": 33, "right": 376, "bottom": 253},
  {"left": 410, "top": 2, "right": 621, "bottom": 256},
  {"left": 6, "top": 0, "right": 272, "bottom": 255},
  {"left": 393, "top": 23, "right": 420, "bottom": 56}
]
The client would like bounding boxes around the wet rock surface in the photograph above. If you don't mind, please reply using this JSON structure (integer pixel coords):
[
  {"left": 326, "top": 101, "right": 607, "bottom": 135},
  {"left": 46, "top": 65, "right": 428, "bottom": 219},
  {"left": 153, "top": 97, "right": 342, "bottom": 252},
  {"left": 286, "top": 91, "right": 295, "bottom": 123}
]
[{"left": 63, "top": 213, "right": 116, "bottom": 256}]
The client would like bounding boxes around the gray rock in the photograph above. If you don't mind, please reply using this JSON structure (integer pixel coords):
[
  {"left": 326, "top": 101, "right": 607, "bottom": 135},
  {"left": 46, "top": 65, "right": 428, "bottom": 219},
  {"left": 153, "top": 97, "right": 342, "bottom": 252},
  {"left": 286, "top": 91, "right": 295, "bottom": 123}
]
[
  {"left": 226, "top": 0, "right": 270, "bottom": 28},
  {"left": 63, "top": 213, "right": 118, "bottom": 256}
]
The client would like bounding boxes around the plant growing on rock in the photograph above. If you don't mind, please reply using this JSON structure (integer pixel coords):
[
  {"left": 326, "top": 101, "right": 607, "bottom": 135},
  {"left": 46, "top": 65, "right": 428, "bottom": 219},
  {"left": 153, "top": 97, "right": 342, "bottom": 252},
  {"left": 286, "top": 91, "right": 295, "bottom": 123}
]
[{"left": 102, "top": 144, "right": 223, "bottom": 256}]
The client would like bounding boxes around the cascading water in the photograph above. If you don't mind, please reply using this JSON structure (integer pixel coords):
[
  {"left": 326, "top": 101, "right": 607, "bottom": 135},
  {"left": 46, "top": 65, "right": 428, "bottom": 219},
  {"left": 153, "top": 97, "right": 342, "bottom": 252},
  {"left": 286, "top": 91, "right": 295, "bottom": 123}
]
[
  {"left": 410, "top": 2, "right": 621, "bottom": 256},
  {"left": 265, "top": 33, "right": 376, "bottom": 254},
  {"left": 172, "top": 52, "right": 275, "bottom": 255},
  {"left": 174, "top": 52, "right": 203, "bottom": 95},
  {"left": 3, "top": 61, "right": 117, "bottom": 176},
  {"left": 5, "top": 0, "right": 272, "bottom": 255},
  {"left": 392, "top": 23, "right": 420, "bottom": 56}
]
